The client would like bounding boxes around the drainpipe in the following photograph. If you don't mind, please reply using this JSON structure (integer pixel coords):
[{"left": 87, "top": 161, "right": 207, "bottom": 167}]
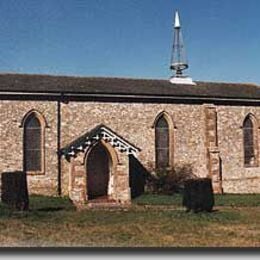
[{"left": 57, "top": 98, "right": 62, "bottom": 196}]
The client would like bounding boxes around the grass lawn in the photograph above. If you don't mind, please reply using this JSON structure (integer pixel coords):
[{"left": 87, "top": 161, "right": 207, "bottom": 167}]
[
  {"left": 133, "top": 193, "right": 260, "bottom": 207},
  {"left": 0, "top": 194, "right": 259, "bottom": 247}
]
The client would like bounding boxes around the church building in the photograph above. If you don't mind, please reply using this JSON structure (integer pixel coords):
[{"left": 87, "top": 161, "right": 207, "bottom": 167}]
[{"left": 0, "top": 12, "right": 259, "bottom": 207}]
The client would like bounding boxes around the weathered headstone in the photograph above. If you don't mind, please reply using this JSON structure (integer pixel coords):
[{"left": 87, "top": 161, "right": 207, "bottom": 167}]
[
  {"left": 1, "top": 171, "right": 29, "bottom": 211},
  {"left": 183, "top": 178, "right": 214, "bottom": 213}
]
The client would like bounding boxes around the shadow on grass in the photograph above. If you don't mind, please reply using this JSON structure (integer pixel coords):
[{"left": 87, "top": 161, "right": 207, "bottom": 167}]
[
  {"left": 0, "top": 194, "right": 76, "bottom": 219},
  {"left": 29, "top": 195, "right": 75, "bottom": 211},
  {"left": 36, "top": 207, "right": 65, "bottom": 212}
]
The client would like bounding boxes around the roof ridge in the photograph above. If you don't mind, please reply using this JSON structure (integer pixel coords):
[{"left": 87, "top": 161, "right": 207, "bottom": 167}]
[
  {"left": 0, "top": 72, "right": 259, "bottom": 86},
  {"left": 0, "top": 72, "right": 167, "bottom": 82},
  {"left": 195, "top": 80, "right": 259, "bottom": 87}
]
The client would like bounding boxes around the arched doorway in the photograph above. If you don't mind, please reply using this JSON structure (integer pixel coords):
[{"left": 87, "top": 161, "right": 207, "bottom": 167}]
[{"left": 86, "top": 142, "right": 110, "bottom": 200}]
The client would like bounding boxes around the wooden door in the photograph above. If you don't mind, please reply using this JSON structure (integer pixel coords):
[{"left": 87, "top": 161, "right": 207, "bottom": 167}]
[{"left": 87, "top": 142, "right": 110, "bottom": 200}]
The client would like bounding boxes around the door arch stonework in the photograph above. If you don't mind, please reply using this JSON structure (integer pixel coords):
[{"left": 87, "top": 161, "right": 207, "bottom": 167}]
[{"left": 68, "top": 139, "right": 131, "bottom": 208}]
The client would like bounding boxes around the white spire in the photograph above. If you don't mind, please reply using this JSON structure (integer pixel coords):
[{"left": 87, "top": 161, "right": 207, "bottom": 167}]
[{"left": 174, "top": 11, "right": 180, "bottom": 28}]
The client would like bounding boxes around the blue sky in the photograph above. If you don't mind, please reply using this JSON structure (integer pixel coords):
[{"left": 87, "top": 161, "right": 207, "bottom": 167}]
[{"left": 0, "top": 0, "right": 259, "bottom": 83}]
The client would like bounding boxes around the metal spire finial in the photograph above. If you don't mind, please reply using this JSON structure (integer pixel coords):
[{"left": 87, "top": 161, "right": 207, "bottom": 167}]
[
  {"left": 174, "top": 11, "right": 180, "bottom": 28},
  {"left": 169, "top": 11, "right": 195, "bottom": 85}
]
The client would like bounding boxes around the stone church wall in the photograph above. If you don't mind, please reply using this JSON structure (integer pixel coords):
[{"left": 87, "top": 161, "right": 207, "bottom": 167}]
[
  {"left": 0, "top": 99, "right": 260, "bottom": 196},
  {"left": 0, "top": 100, "right": 58, "bottom": 195},
  {"left": 217, "top": 105, "right": 260, "bottom": 193},
  {"left": 60, "top": 101, "right": 208, "bottom": 196}
]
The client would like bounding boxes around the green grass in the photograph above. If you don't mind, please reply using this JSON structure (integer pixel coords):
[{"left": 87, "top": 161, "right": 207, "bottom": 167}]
[
  {"left": 133, "top": 193, "right": 183, "bottom": 206},
  {"left": 0, "top": 194, "right": 259, "bottom": 247},
  {"left": 214, "top": 194, "right": 260, "bottom": 207},
  {"left": 133, "top": 193, "right": 260, "bottom": 207},
  {"left": 29, "top": 195, "right": 75, "bottom": 211}
]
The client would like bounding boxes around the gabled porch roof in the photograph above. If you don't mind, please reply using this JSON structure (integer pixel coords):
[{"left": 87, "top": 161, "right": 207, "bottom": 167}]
[{"left": 61, "top": 124, "right": 141, "bottom": 159}]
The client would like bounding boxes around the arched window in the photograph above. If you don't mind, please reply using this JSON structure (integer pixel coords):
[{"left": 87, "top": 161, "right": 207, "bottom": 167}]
[
  {"left": 243, "top": 115, "right": 257, "bottom": 166},
  {"left": 23, "top": 112, "right": 44, "bottom": 172},
  {"left": 155, "top": 115, "right": 170, "bottom": 169}
]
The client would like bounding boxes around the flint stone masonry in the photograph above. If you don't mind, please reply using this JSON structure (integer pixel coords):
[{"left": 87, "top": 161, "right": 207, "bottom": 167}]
[
  {"left": 0, "top": 100, "right": 58, "bottom": 196},
  {"left": 0, "top": 75, "right": 260, "bottom": 204},
  {"left": 1, "top": 99, "right": 260, "bottom": 199},
  {"left": 217, "top": 105, "right": 260, "bottom": 193},
  {"left": 60, "top": 101, "right": 208, "bottom": 178}
]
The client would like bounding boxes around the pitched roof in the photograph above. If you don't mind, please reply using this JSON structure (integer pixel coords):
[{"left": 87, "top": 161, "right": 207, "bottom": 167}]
[
  {"left": 61, "top": 124, "right": 140, "bottom": 159},
  {"left": 0, "top": 73, "right": 259, "bottom": 100}
]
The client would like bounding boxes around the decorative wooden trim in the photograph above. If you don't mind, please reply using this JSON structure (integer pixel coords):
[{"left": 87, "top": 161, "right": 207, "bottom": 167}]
[{"left": 63, "top": 125, "right": 140, "bottom": 159}]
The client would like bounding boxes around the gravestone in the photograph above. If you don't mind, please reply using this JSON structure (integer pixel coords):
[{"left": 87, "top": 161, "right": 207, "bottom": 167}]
[
  {"left": 183, "top": 178, "right": 214, "bottom": 213},
  {"left": 1, "top": 171, "right": 29, "bottom": 211}
]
